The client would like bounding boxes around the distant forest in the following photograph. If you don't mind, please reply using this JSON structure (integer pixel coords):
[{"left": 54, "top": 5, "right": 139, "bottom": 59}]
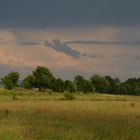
[{"left": 1, "top": 66, "right": 140, "bottom": 96}]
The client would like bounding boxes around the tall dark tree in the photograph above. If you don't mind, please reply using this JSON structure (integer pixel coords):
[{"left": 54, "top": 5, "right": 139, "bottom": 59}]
[
  {"left": 22, "top": 75, "right": 35, "bottom": 89},
  {"left": 90, "top": 75, "right": 109, "bottom": 93},
  {"left": 65, "top": 80, "right": 76, "bottom": 93},
  {"left": 105, "top": 76, "right": 120, "bottom": 93},
  {"left": 74, "top": 75, "right": 94, "bottom": 93},
  {"left": 125, "top": 77, "right": 140, "bottom": 95},
  {"left": 115, "top": 83, "right": 132, "bottom": 95},
  {"left": 53, "top": 78, "right": 65, "bottom": 92},
  {"left": 83, "top": 80, "right": 94, "bottom": 93},
  {"left": 33, "top": 66, "right": 54, "bottom": 91},
  {"left": 126, "top": 78, "right": 138, "bottom": 84},
  {"left": 74, "top": 75, "right": 85, "bottom": 92}
]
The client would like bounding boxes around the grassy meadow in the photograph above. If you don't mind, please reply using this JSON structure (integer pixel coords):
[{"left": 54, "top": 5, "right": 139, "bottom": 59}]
[{"left": 0, "top": 88, "right": 140, "bottom": 140}]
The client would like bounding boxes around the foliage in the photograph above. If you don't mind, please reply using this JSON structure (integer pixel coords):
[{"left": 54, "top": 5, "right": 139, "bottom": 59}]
[
  {"left": 90, "top": 75, "right": 109, "bottom": 93},
  {"left": 64, "top": 93, "right": 75, "bottom": 100},
  {"left": 104, "top": 76, "right": 120, "bottom": 93},
  {"left": 74, "top": 75, "right": 94, "bottom": 93},
  {"left": 33, "top": 66, "right": 55, "bottom": 91},
  {"left": 53, "top": 78, "right": 65, "bottom": 92},
  {"left": 64, "top": 80, "right": 76, "bottom": 93},
  {"left": 1, "top": 66, "right": 140, "bottom": 95},
  {"left": 22, "top": 75, "right": 35, "bottom": 89},
  {"left": 1, "top": 72, "right": 19, "bottom": 90}
]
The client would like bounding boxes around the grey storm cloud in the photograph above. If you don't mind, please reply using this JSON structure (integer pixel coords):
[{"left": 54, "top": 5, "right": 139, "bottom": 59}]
[
  {"left": 0, "top": 0, "right": 140, "bottom": 28},
  {"left": 45, "top": 39, "right": 105, "bottom": 58},
  {"left": 64, "top": 40, "right": 140, "bottom": 46},
  {"left": 45, "top": 39, "right": 81, "bottom": 58},
  {"left": 83, "top": 53, "right": 103, "bottom": 58},
  {"left": 45, "top": 39, "right": 140, "bottom": 58},
  {"left": 131, "top": 56, "right": 140, "bottom": 61},
  {"left": 134, "top": 56, "right": 140, "bottom": 60}
]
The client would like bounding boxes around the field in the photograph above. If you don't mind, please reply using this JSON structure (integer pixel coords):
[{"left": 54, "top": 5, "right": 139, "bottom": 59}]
[{"left": 0, "top": 88, "right": 140, "bottom": 140}]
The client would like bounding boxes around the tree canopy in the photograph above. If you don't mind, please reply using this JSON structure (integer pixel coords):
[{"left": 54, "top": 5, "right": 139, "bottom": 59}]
[
  {"left": 1, "top": 66, "right": 140, "bottom": 95},
  {"left": 1, "top": 72, "right": 19, "bottom": 89}
]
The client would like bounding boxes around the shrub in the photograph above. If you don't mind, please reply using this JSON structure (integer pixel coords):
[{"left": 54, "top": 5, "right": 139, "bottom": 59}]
[
  {"left": 64, "top": 93, "right": 75, "bottom": 100},
  {"left": 12, "top": 94, "right": 18, "bottom": 100}
]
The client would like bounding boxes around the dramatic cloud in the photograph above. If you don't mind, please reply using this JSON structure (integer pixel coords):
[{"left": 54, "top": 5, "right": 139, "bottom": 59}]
[
  {"left": 64, "top": 40, "right": 140, "bottom": 46},
  {"left": 45, "top": 39, "right": 81, "bottom": 58},
  {"left": 0, "top": 0, "right": 140, "bottom": 28},
  {"left": 44, "top": 37, "right": 140, "bottom": 59},
  {"left": 131, "top": 55, "right": 140, "bottom": 61},
  {"left": 83, "top": 53, "right": 103, "bottom": 58},
  {"left": 0, "top": 26, "right": 140, "bottom": 80}
]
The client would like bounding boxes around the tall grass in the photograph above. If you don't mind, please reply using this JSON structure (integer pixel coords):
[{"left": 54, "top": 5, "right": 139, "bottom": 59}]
[
  {"left": 0, "top": 100, "right": 139, "bottom": 140},
  {"left": 0, "top": 89, "right": 140, "bottom": 139}
]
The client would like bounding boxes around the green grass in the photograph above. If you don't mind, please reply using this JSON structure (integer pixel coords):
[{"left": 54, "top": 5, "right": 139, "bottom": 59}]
[{"left": 0, "top": 88, "right": 140, "bottom": 140}]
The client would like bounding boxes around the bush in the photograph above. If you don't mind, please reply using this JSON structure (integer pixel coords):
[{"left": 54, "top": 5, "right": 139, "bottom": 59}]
[
  {"left": 12, "top": 94, "right": 18, "bottom": 100},
  {"left": 64, "top": 93, "right": 75, "bottom": 100}
]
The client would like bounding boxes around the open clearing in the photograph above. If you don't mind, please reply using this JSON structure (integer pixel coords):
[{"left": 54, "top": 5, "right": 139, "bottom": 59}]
[{"left": 0, "top": 89, "right": 140, "bottom": 140}]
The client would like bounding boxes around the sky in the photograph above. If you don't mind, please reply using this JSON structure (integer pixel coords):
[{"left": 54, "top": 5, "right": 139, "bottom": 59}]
[{"left": 0, "top": 0, "right": 140, "bottom": 81}]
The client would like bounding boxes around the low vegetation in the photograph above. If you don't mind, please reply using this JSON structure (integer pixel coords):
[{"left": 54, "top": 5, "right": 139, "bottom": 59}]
[
  {"left": 64, "top": 93, "right": 75, "bottom": 100},
  {"left": 0, "top": 90, "right": 139, "bottom": 140}
]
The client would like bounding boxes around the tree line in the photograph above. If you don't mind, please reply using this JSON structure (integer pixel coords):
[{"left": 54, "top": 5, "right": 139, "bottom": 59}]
[{"left": 1, "top": 66, "right": 140, "bottom": 95}]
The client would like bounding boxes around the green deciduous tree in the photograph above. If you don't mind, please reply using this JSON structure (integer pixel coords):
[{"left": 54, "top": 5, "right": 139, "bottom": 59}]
[
  {"left": 53, "top": 78, "right": 65, "bottom": 92},
  {"left": 22, "top": 74, "right": 35, "bottom": 89},
  {"left": 33, "top": 66, "right": 55, "bottom": 91},
  {"left": 105, "top": 76, "right": 120, "bottom": 94},
  {"left": 74, "top": 75, "right": 94, "bottom": 93},
  {"left": 90, "top": 75, "right": 109, "bottom": 93},
  {"left": 64, "top": 80, "right": 76, "bottom": 93},
  {"left": 1, "top": 72, "right": 20, "bottom": 89}
]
